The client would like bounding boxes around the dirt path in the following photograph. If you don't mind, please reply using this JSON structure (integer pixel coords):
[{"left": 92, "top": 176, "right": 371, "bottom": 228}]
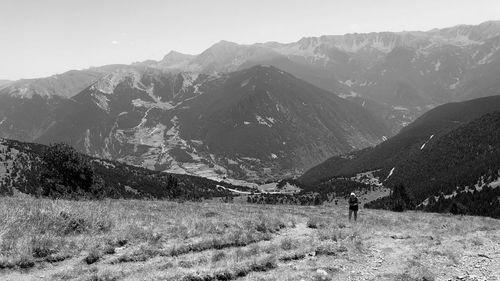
[
  {"left": 280, "top": 220, "right": 314, "bottom": 239},
  {"left": 242, "top": 214, "right": 500, "bottom": 281}
]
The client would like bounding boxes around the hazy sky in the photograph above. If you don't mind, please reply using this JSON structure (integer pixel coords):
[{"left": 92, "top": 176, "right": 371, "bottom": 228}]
[{"left": 1, "top": 0, "right": 499, "bottom": 80}]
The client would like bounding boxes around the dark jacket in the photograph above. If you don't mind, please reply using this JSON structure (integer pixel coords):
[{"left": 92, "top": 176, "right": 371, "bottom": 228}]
[{"left": 349, "top": 197, "right": 359, "bottom": 210}]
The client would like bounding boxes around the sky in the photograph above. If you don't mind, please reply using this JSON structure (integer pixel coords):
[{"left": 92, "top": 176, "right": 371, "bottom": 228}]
[{"left": 1, "top": 0, "right": 499, "bottom": 80}]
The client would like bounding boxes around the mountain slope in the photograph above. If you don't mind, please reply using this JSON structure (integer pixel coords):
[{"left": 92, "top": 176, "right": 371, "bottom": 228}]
[
  {"left": 0, "top": 70, "right": 106, "bottom": 99},
  {"left": 35, "top": 65, "right": 390, "bottom": 181},
  {"left": 300, "top": 95, "right": 500, "bottom": 186},
  {"left": 0, "top": 68, "right": 118, "bottom": 142},
  {"left": 386, "top": 112, "right": 500, "bottom": 202},
  {"left": 365, "top": 112, "right": 500, "bottom": 218}
]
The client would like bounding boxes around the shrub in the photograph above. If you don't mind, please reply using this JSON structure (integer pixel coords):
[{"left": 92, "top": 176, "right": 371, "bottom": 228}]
[
  {"left": 318, "top": 228, "right": 341, "bottom": 241},
  {"left": 16, "top": 256, "right": 35, "bottom": 269},
  {"left": 84, "top": 248, "right": 101, "bottom": 265},
  {"left": 204, "top": 211, "right": 219, "bottom": 218},
  {"left": 38, "top": 143, "right": 105, "bottom": 199},
  {"left": 315, "top": 243, "right": 347, "bottom": 256},
  {"left": 84, "top": 269, "right": 123, "bottom": 281},
  {"left": 280, "top": 238, "right": 297, "bottom": 251},
  {"left": 211, "top": 250, "right": 226, "bottom": 263},
  {"left": 102, "top": 244, "right": 116, "bottom": 255},
  {"left": 59, "top": 211, "right": 90, "bottom": 235},
  {"left": 307, "top": 217, "right": 328, "bottom": 229},
  {"left": 178, "top": 260, "right": 195, "bottom": 268},
  {"left": 255, "top": 215, "right": 286, "bottom": 233},
  {"left": 31, "top": 236, "right": 58, "bottom": 258},
  {"left": 0, "top": 258, "right": 15, "bottom": 270}
]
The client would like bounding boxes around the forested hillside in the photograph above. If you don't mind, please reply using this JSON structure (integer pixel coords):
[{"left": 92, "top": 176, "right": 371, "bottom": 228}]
[
  {"left": 0, "top": 139, "right": 244, "bottom": 200},
  {"left": 366, "top": 112, "right": 500, "bottom": 218},
  {"left": 299, "top": 96, "right": 500, "bottom": 187}
]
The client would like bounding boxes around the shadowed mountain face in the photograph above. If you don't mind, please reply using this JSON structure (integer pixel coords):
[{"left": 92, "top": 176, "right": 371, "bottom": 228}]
[{"left": 34, "top": 65, "right": 389, "bottom": 181}]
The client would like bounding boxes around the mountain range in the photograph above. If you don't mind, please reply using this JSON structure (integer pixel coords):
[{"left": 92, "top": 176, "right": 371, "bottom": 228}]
[
  {"left": 1, "top": 21, "right": 500, "bottom": 182},
  {"left": 147, "top": 20, "right": 500, "bottom": 129}
]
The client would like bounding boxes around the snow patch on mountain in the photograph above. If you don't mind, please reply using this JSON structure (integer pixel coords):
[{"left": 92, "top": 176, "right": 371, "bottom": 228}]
[
  {"left": 449, "top": 78, "right": 460, "bottom": 90},
  {"left": 340, "top": 79, "right": 354, "bottom": 87},
  {"left": 256, "top": 115, "right": 274, "bottom": 127},
  {"left": 84, "top": 129, "right": 91, "bottom": 154},
  {"left": 420, "top": 135, "right": 434, "bottom": 150},
  {"left": 434, "top": 60, "right": 441, "bottom": 71},
  {"left": 241, "top": 78, "right": 250, "bottom": 87},
  {"left": 386, "top": 167, "right": 395, "bottom": 180},
  {"left": 393, "top": 106, "right": 409, "bottom": 111},
  {"left": 490, "top": 177, "right": 500, "bottom": 188}
]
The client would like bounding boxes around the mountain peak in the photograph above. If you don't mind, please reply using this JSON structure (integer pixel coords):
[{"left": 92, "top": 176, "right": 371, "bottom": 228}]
[
  {"left": 478, "top": 20, "right": 500, "bottom": 28},
  {"left": 205, "top": 40, "right": 242, "bottom": 52},
  {"left": 162, "top": 50, "right": 192, "bottom": 60},
  {"left": 159, "top": 51, "right": 194, "bottom": 69},
  {"left": 215, "top": 40, "right": 239, "bottom": 46}
]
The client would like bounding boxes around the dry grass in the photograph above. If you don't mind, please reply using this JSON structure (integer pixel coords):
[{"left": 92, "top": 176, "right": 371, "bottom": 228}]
[{"left": 0, "top": 197, "right": 499, "bottom": 281}]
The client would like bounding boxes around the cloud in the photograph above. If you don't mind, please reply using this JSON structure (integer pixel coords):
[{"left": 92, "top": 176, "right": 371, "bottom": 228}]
[{"left": 111, "top": 40, "right": 119, "bottom": 45}]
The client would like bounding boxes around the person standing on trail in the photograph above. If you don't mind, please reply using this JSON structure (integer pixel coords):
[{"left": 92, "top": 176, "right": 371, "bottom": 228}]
[{"left": 348, "top": 192, "right": 359, "bottom": 222}]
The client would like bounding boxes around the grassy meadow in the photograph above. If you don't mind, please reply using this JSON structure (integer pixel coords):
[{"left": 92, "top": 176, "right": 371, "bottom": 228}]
[{"left": 0, "top": 197, "right": 499, "bottom": 281}]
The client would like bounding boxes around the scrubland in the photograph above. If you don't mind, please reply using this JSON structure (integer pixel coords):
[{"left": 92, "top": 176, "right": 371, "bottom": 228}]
[{"left": 0, "top": 197, "right": 498, "bottom": 281}]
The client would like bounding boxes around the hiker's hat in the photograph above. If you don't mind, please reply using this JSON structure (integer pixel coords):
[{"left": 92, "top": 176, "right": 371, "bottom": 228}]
[{"left": 350, "top": 192, "right": 356, "bottom": 196}]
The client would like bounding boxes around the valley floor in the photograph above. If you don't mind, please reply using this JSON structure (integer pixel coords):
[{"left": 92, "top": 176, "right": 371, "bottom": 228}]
[{"left": 0, "top": 197, "right": 499, "bottom": 281}]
